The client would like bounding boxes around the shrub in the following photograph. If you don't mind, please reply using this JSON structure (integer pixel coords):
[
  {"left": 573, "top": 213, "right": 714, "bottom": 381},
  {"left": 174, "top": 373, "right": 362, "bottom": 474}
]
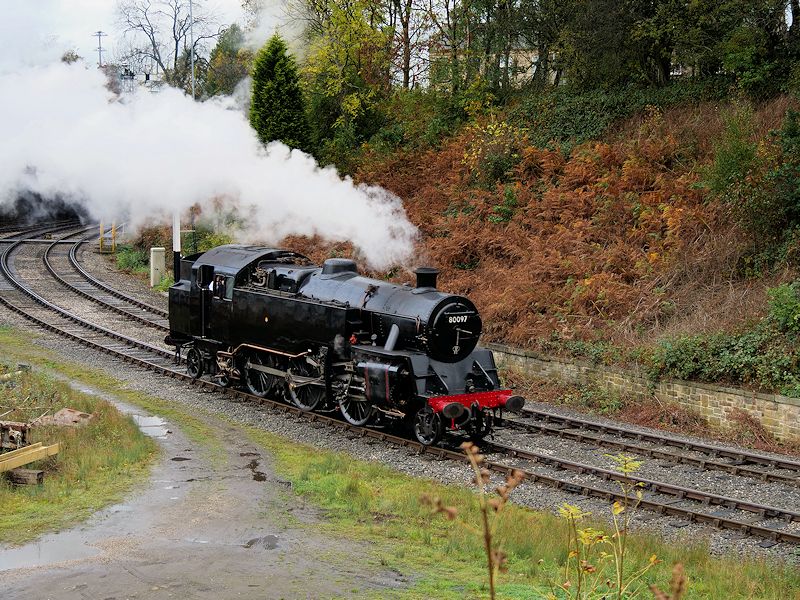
[
  {"left": 766, "top": 280, "right": 800, "bottom": 336},
  {"left": 115, "top": 245, "right": 148, "bottom": 274},
  {"left": 645, "top": 282, "right": 800, "bottom": 396},
  {"left": 462, "top": 119, "right": 526, "bottom": 185},
  {"left": 488, "top": 185, "right": 518, "bottom": 223},
  {"left": 702, "top": 107, "right": 800, "bottom": 272},
  {"left": 510, "top": 79, "right": 727, "bottom": 151},
  {"left": 702, "top": 104, "right": 758, "bottom": 198}
]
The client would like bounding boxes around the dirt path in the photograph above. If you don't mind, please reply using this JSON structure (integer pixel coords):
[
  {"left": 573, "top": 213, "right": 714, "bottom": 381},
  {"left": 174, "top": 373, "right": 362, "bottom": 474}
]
[{"left": 0, "top": 381, "right": 406, "bottom": 599}]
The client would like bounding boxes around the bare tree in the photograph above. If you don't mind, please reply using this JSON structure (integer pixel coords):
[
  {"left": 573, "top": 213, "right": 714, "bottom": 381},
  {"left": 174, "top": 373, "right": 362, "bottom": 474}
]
[
  {"left": 392, "top": 0, "right": 431, "bottom": 88},
  {"left": 116, "top": 0, "right": 220, "bottom": 90}
]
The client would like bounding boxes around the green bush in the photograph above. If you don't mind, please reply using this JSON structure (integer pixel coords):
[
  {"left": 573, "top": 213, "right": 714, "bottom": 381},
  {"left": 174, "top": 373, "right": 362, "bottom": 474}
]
[
  {"left": 115, "top": 245, "right": 148, "bottom": 274},
  {"left": 510, "top": 79, "right": 727, "bottom": 151},
  {"left": 562, "top": 384, "right": 626, "bottom": 414},
  {"left": 488, "top": 185, "right": 518, "bottom": 223},
  {"left": 702, "top": 104, "right": 758, "bottom": 197},
  {"left": 766, "top": 280, "right": 800, "bottom": 336},
  {"left": 152, "top": 275, "right": 174, "bottom": 292},
  {"left": 704, "top": 108, "right": 800, "bottom": 272},
  {"left": 646, "top": 281, "right": 800, "bottom": 396}
]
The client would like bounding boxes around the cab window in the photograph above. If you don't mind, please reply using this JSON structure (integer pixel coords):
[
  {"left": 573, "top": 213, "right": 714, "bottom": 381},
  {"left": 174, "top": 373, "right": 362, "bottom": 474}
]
[
  {"left": 213, "top": 274, "right": 233, "bottom": 300},
  {"left": 225, "top": 276, "right": 234, "bottom": 300}
]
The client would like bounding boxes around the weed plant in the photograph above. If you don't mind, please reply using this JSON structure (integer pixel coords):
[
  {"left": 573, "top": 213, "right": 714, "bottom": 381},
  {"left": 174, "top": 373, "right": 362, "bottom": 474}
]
[
  {"left": 114, "top": 244, "right": 148, "bottom": 274},
  {"left": 645, "top": 278, "right": 800, "bottom": 396}
]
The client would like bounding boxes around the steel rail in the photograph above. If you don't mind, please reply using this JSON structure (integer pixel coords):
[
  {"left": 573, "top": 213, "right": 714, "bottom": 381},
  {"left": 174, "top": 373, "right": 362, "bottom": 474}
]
[
  {"left": 504, "top": 416, "right": 800, "bottom": 485},
  {"left": 42, "top": 230, "right": 169, "bottom": 331},
  {"left": 486, "top": 440, "right": 800, "bottom": 522},
  {"left": 1, "top": 232, "right": 173, "bottom": 362},
  {"left": 0, "top": 219, "right": 79, "bottom": 237},
  {"left": 68, "top": 237, "right": 168, "bottom": 318},
  {"left": 511, "top": 408, "right": 800, "bottom": 474}
]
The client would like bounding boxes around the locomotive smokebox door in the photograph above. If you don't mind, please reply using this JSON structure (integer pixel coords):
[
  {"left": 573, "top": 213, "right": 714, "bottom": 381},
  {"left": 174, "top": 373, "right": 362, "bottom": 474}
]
[{"left": 357, "top": 361, "right": 401, "bottom": 405}]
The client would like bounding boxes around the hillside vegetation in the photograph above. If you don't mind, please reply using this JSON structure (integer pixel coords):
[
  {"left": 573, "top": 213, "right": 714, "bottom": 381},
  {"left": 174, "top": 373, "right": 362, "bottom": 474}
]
[
  {"left": 281, "top": 89, "right": 800, "bottom": 395},
  {"left": 126, "top": 0, "right": 800, "bottom": 395}
]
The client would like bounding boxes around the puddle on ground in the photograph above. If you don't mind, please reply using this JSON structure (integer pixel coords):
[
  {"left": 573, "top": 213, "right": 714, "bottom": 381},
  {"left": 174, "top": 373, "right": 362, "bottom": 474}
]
[
  {"left": 0, "top": 530, "right": 100, "bottom": 572},
  {"left": 243, "top": 534, "right": 278, "bottom": 550},
  {"left": 62, "top": 381, "right": 171, "bottom": 441},
  {"left": 239, "top": 452, "right": 260, "bottom": 457},
  {"left": 171, "top": 456, "right": 191, "bottom": 462},
  {"left": 244, "top": 458, "right": 267, "bottom": 481},
  {"left": 131, "top": 414, "right": 170, "bottom": 438}
]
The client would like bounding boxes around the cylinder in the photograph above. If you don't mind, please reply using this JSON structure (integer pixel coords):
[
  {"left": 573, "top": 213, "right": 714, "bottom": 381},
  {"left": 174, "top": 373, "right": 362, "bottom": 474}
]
[
  {"left": 172, "top": 213, "right": 181, "bottom": 279},
  {"left": 414, "top": 267, "right": 439, "bottom": 289}
]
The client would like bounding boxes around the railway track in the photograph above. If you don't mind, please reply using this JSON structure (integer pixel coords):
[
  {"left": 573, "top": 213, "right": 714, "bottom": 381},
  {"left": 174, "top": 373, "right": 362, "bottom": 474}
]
[
  {"left": 504, "top": 410, "right": 800, "bottom": 485},
  {"left": 42, "top": 229, "right": 169, "bottom": 331},
  {"left": 0, "top": 224, "right": 176, "bottom": 369},
  {"left": 1, "top": 223, "right": 799, "bottom": 547}
]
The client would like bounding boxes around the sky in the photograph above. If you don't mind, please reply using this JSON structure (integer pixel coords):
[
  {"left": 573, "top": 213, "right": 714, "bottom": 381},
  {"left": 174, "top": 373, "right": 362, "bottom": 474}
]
[{"left": 0, "top": 0, "right": 247, "bottom": 69}]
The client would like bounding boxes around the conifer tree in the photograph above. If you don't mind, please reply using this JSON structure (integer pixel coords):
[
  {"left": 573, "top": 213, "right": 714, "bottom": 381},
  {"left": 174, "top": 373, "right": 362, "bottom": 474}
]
[{"left": 249, "top": 34, "right": 310, "bottom": 152}]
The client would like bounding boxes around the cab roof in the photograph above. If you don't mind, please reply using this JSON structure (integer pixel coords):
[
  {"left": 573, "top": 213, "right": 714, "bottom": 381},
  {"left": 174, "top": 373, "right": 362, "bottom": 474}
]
[{"left": 192, "top": 245, "right": 308, "bottom": 277}]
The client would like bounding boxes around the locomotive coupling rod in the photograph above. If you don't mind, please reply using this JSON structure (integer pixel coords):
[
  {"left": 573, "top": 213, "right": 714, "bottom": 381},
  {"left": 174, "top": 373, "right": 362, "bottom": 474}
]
[
  {"left": 245, "top": 362, "right": 324, "bottom": 388},
  {"left": 244, "top": 362, "right": 287, "bottom": 379},
  {"left": 234, "top": 343, "right": 308, "bottom": 359}
]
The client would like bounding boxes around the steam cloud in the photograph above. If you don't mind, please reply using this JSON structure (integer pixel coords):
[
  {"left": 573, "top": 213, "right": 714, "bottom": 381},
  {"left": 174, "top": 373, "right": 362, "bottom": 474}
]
[{"left": 0, "top": 61, "right": 418, "bottom": 269}]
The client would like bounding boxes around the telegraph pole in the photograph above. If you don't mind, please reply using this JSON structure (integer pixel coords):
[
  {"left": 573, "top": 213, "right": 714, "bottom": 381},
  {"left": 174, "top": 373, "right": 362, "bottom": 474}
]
[
  {"left": 94, "top": 31, "right": 107, "bottom": 67},
  {"left": 189, "top": 0, "right": 196, "bottom": 99}
]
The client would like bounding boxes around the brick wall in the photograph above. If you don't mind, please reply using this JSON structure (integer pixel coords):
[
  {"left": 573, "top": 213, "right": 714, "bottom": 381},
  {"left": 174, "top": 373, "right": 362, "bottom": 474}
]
[{"left": 487, "top": 343, "right": 800, "bottom": 443}]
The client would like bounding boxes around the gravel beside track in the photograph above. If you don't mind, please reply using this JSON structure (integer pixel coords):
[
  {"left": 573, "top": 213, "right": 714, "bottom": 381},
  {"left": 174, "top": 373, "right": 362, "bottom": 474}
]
[
  {"left": 2, "top": 234, "right": 799, "bottom": 563},
  {"left": 490, "top": 427, "right": 800, "bottom": 513}
]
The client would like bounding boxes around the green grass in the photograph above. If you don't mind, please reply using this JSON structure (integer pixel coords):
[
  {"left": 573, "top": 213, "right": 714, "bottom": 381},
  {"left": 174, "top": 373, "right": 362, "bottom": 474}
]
[
  {"left": 0, "top": 326, "right": 227, "bottom": 545},
  {"left": 0, "top": 326, "right": 226, "bottom": 466},
  {"left": 152, "top": 275, "right": 174, "bottom": 292},
  {"left": 0, "top": 365, "right": 156, "bottom": 545},
  {"left": 242, "top": 426, "right": 800, "bottom": 599},
  {"left": 114, "top": 244, "right": 148, "bottom": 275}
]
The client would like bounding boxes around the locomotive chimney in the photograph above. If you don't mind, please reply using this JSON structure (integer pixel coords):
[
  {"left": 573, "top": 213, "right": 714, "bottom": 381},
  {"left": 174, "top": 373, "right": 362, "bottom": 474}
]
[{"left": 414, "top": 267, "right": 439, "bottom": 289}]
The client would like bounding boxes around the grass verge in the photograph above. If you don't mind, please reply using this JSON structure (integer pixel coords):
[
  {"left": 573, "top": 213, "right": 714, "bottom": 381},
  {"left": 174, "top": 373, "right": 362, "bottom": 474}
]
[
  {"left": 0, "top": 364, "right": 156, "bottom": 545},
  {"left": 242, "top": 426, "right": 800, "bottom": 599},
  {"left": 0, "top": 326, "right": 227, "bottom": 545}
]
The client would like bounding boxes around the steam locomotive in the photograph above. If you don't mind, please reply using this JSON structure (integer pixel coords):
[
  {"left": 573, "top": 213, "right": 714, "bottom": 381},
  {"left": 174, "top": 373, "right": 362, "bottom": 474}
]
[{"left": 166, "top": 245, "right": 524, "bottom": 445}]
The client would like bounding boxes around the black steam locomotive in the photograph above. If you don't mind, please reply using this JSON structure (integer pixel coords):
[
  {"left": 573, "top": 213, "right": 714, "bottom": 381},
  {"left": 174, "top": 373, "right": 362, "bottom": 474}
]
[{"left": 166, "top": 245, "right": 523, "bottom": 445}]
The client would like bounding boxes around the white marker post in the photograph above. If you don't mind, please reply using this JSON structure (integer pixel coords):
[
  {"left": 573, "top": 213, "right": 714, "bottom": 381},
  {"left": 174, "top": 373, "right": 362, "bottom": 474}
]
[{"left": 172, "top": 212, "right": 181, "bottom": 282}]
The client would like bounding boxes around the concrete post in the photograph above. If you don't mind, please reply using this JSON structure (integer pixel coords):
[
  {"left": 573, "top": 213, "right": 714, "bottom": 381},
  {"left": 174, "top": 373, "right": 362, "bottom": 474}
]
[{"left": 150, "top": 247, "right": 166, "bottom": 287}]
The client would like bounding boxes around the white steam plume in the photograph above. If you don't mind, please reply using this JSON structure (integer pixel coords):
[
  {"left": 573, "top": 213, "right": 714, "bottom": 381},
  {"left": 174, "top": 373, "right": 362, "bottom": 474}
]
[
  {"left": 0, "top": 62, "right": 417, "bottom": 269},
  {"left": 244, "top": 0, "right": 305, "bottom": 53}
]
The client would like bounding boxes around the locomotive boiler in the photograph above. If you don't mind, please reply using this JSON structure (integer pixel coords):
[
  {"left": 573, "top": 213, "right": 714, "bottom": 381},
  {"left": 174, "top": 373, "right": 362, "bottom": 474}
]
[{"left": 166, "top": 245, "right": 524, "bottom": 445}]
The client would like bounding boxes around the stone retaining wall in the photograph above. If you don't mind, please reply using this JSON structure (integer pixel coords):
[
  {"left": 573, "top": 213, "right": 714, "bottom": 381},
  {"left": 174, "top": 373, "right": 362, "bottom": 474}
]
[{"left": 487, "top": 343, "right": 800, "bottom": 443}]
